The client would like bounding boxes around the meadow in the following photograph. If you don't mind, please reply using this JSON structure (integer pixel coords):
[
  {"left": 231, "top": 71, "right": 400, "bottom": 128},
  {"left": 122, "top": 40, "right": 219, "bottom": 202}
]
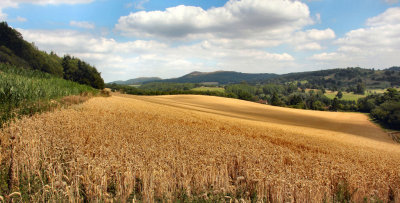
[
  {"left": 324, "top": 91, "right": 365, "bottom": 101},
  {"left": 1, "top": 94, "right": 399, "bottom": 202},
  {"left": 324, "top": 88, "right": 400, "bottom": 101},
  {"left": 0, "top": 64, "right": 97, "bottom": 127},
  {"left": 191, "top": 86, "right": 226, "bottom": 93}
]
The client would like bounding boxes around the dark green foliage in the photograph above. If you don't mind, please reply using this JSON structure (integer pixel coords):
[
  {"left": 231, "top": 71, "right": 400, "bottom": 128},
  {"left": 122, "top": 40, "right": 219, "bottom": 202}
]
[
  {"left": 0, "top": 22, "right": 63, "bottom": 76},
  {"left": 0, "top": 21, "right": 104, "bottom": 89},
  {"left": 271, "top": 93, "right": 283, "bottom": 106},
  {"left": 337, "top": 91, "right": 343, "bottom": 99},
  {"left": 62, "top": 56, "right": 104, "bottom": 89},
  {"left": 110, "top": 77, "right": 162, "bottom": 85},
  {"left": 106, "top": 83, "right": 229, "bottom": 98},
  {"left": 358, "top": 98, "right": 377, "bottom": 112},
  {"left": 355, "top": 83, "right": 366, "bottom": 95},
  {"left": 163, "top": 71, "right": 277, "bottom": 84},
  {"left": 330, "top": 98, "right": 340, "bottom": 111},
  {"left": 261, "top": 84, "right": 286, "bottom": 95},
  {"left": 225, "top": 84, "right": 257, "bottom": 101},
  {"left": 140, "top": 82, "right": 197, "bottom": 92},
  {"left": 264, "top": 67, "right": 400, "bottom": 92},
  {"left": 359, "top": 88, "right": 400, "bottom": 129}
]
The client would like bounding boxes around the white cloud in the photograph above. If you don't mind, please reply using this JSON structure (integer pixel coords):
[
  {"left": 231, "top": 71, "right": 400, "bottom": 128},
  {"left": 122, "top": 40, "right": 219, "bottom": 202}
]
[
  {"left": 288, "top": 28, "right": 335, "bottom": 51},
  {"left": 311, "top": 7, "right": 400, "bottom": 68},
  {"left": 11, "top": 0, "right": 341, "bottom": 81},
  {"left": 0, "top": 1, "right": 18, "bottom": 20},
  {"left": 70, "top": 21, "right": 95, "bottom": 29},
  {"left": 16, "top": 16, "right": 27, "bottom": 22},
  {"left": 17, "top": 28, "right": 296, "bottom": 82},
  {"left": 310, "top": 52, "right": 340, "bottom": 61},
  {"left": 116, "top": 0, "right": 313, "bottom": 39},
  {"left": 296, "top": 42, "right": 322, "bottom": 51},
  {"left": 0, "top": 11, "right": 7, "bottom": 21},
  {"left": 306, "top": 28, "right": 335, "bottom": 40},
  {"left": 366, "top": 7, "right": 400, "bottom": 27},
  {"left": 115, "top": 0, "right": 336, "bottom": 55}
]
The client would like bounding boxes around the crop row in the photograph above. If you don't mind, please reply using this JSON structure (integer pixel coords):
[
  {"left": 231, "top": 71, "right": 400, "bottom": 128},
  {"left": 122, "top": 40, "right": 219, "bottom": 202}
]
[{"left": 0, "top": 63, "right": 97, "bottom": 127}]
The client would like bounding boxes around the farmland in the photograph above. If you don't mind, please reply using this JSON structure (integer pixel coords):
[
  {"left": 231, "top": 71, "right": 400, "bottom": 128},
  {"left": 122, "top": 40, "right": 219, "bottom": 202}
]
[
  {"left": 0, "top": 64, "right": 97, "bottom": 126},
  {"left": 191, "top": 86, "right": 226, "bottom": 93},
  {"left": 1, "top": 94, "right": 399, "bottom": 202},
  {"left": 324, "top": 91, "right": 365, "bottom": 101}
]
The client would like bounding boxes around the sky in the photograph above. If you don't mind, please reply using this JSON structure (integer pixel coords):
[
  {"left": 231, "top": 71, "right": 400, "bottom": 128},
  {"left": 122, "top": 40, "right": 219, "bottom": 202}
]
[{"left": 1, "top": 0, "right": 400, "bottom": 82}]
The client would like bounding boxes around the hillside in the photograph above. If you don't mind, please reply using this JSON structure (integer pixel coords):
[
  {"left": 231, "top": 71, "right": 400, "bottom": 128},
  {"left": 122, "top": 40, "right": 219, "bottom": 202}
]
[
  {"left": 111, "top": 67, "right": 400, "bottom": 89},
  {"left": 1, "top": 94, "right": 399, "bottom": 202},
  {"left": 0, "top": 22, "right": 104, "bottom": 89},
  {"left": 265, "top": 67, "right": 400, "bottom": 89},
  {"left": 162, "top": 71, "right": 277, "bottom": 84},
  {"left": 110, "top": 77, "right": 162, "bottom": 85}
]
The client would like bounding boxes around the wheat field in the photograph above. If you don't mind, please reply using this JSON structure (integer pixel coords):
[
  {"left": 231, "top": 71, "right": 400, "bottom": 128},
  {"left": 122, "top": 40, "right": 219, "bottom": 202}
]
[{"left": 1, "top": 94, "right": 400, "bottom": 202}]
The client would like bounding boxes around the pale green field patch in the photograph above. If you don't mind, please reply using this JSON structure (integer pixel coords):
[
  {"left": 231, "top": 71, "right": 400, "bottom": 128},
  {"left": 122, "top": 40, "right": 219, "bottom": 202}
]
[{"left": 192, "top": 86, "right": 225, "bottom": 93}]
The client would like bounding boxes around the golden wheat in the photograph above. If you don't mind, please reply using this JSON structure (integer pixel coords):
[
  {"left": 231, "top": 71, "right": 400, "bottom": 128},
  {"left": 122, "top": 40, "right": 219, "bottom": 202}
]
[{"left": 1, "top": 94, "right": 399, "bottom": 202}]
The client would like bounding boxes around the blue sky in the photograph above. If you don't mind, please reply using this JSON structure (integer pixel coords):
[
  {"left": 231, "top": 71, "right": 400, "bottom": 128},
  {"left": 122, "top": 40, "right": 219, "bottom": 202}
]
[{"left": 1, "top": 0, "right": 400, "bottom": 82}]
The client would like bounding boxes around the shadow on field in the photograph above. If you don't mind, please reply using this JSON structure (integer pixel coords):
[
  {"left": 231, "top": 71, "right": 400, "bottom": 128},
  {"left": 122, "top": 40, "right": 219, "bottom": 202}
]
[{"left": 117, "top": 94, "right": 391, "bottom": 143}]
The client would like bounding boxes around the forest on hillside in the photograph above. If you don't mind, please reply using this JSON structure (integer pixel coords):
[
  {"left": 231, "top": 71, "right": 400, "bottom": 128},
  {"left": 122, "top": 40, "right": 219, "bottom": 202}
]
[{"left": 0, "top": 22, "right": 104, "bottom": 89}]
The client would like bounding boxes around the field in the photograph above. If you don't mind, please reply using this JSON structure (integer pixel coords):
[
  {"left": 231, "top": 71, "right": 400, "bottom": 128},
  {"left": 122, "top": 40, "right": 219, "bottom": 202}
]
[
  {"left": 0, "top": 64, "right": 97, "bottom": 126},
  {"left": 191, "top": 86, "right": 226, "bottom": 93},
  {"left": 367, "top": 88, "right": 400, "bottom": 94},
  {"left": 325, "top": 88, "right": 400, "bottom": 101},
  {"left": 324, "top": 91, "right": 365, "bottom": 101},
  {"left": 1, "top": 94, "right": 400, "bottom": 202}
]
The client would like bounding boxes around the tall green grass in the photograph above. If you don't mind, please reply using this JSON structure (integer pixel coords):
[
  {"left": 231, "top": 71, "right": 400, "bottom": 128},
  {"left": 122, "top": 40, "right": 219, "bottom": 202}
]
[{"left": 0, "top": 63, "right": 98, "bottom": 127}]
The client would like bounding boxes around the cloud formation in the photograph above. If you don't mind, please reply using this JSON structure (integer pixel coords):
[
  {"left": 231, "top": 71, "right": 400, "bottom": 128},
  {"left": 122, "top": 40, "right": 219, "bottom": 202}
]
[
  {"left": 18, "top": 28, "right": 297, "bottom": 82},
  {"left": 14, "top": 0, "right": 339, "bottom": 82},
  {"left": 311, "top": 7, "right": 400, "bottom": 68},
  {"left": 116, "top": 0, "right": 313, "bottom": 39}
]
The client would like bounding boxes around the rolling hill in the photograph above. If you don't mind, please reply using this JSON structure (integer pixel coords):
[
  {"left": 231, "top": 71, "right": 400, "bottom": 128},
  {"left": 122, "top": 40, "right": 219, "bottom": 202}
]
[
  {"left": 112, "top": 71, "right": 278, "bottom": 85},
  {"left": 110, "top": 77, "right": 162, "bottom": 85},
  {"left": 163, "top": 71, "right": 277, "bottom": 84},
  {"left": 264, "top": 67, "right": 400, "bottom": 89},
  {"left": 110, "top": 67, "right": 400, "bottom": 89}
]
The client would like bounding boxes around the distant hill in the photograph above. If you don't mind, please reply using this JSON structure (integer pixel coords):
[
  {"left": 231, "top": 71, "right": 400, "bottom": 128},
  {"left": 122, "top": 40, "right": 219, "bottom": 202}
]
[
  {"left": 110, "top": 77, "right": 162, "bottom": 85},
  {"left": 388, "top": 66, "right": 400, "bottom": 71},
  {"left": 162, "top": 71, "right": 277, "bottom": 84},
  {"left": 111, "top": 67, "right": 400, "bottom": 89},
  {"left": 264, "top": 67, "right": 400, "bottom": 89}
]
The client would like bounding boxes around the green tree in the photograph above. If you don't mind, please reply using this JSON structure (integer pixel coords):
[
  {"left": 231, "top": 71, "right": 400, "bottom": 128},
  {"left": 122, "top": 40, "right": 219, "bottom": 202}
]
[
  {"left": 271, "top": 93, "right": 283, "bottom": 106},
  {"left": 355, "top": 83, "right": 365, "bottom": 95},
  {"left": 330, "top": 98, "right": 340, "bottom": 111},
  {"left": 336, "top": 90, "right": 343, "bottom": 99}
]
